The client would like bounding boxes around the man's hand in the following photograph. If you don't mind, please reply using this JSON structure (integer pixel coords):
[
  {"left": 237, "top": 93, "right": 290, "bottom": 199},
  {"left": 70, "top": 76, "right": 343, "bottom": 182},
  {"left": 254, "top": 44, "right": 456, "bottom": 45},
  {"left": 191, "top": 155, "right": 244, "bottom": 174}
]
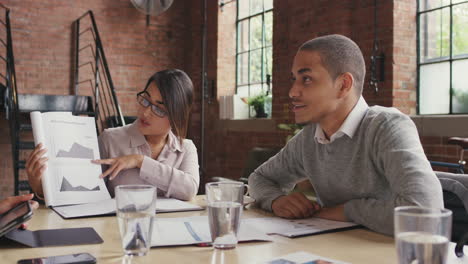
[
  {"left": 271, "top": 192, "right": 321, "bottom": 219},
  {"left": 92, "top": 154, "right": 144, "bottom": 180},
  {"left": 314, "top": 204, "right": 348, "bottom": 222}
]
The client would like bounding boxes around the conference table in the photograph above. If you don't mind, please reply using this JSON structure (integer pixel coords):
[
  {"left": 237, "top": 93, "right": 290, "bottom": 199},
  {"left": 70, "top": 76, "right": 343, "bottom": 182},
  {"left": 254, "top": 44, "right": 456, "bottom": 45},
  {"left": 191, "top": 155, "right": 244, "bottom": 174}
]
[{"left": 0, "top": 196, "right": 400, "bottom": 263}]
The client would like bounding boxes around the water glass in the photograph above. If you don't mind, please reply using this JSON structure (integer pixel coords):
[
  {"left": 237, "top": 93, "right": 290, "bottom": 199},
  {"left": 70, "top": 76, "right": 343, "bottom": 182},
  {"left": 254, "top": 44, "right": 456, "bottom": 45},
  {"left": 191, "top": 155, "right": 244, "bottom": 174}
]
[
  {"left": 115, "top": 185, "right": 157, "bottom": 256},
  {"left": 206, "top": 182, "right": 245, "bottom": 249},
  {"left": 394, "top": 206, "right": 452, "bottom": 264}
]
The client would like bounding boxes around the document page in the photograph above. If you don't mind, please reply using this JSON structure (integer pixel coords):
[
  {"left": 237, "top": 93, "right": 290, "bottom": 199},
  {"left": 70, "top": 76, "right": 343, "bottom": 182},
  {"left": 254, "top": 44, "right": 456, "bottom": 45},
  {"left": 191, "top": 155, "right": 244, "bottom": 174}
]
[
  {"left": 448, "top": 242, "right": 467, "bottom": 263},
  {"left": 151, "top": 215, "right": 272, "bottom": 247},
  {"left": 156, "top": 198, "right": 203, "bottom": 212},
  {"left": 243, "top": 217, "right": 359, "bottom": 237},
  {"left": 31, "top": 111, "right": 110, "bottom": 207},
  {"left": 52, "top": 198, "right": 203, "bottom": 219}
]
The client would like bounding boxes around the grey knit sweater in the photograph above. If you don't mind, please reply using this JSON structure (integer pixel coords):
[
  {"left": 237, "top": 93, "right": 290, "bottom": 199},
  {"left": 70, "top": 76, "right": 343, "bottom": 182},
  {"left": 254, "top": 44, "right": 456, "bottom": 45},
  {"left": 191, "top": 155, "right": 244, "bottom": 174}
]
[{"left": 249, "top": 106, "right": 444, "bottom": 236}]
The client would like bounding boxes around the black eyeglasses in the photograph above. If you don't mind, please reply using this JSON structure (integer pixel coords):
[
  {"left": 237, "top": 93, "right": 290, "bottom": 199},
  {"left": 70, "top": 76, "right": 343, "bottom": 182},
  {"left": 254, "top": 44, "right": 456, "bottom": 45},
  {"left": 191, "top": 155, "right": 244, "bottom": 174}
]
[{"left": 137, "top": 92, "right": 168, "bottom": 118}]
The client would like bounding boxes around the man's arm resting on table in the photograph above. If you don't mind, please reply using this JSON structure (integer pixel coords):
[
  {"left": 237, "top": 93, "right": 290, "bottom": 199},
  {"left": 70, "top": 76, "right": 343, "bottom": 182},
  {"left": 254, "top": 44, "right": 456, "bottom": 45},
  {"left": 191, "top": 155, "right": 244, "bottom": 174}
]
[
  {"left": 314, "top": 204, "right": 347, "bottom": 222},
  {"left": 271, "top": 194, "right": 347, "bottom": 221}
]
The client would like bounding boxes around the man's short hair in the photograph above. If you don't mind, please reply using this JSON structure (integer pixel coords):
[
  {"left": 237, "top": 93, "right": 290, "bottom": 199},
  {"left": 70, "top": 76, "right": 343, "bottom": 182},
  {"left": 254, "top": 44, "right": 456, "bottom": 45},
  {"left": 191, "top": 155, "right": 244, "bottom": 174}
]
[{"left": 299, "top": 34, "right": 366, "bottom": 95}]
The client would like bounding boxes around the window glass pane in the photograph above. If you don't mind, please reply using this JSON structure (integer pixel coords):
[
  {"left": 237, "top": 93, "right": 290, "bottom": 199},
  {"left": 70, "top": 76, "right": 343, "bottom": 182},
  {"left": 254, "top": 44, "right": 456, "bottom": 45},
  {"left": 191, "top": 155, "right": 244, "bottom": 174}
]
[
  {"left": 264, "top": 11, "right": 273, "bottom": 46},
  {"left": 249, "top": 83, "right": 263, "bottom": 96},
  {"left": 250, "top": 15, "right": 263, "bottom": 50},
  {"left": 236, "top": 85, "right": 249, "bottom": 97},
  {"left": 264, "top": 0, "right": 273, "bottom": 10},
  {"left": 419, "top": 8, "right": 450, "bottom": 62},
  {"left": 453, "top": 3, "right": 468, "bottom": 58},
  {"left": 452, "top": 59, "right": 468, "bottom": 113},
  {"left": 250, "top": 49, "right": 262, "bottom": 83},
  {"left": 237, "top": 53, "right": 249, "bottom": 85},
  {"left": 238, "top": 0, "right": 249, "bottom": 19},
  {"left": 419, "top": 62, "right": 450, "bottom": 114},
  {"left": 237, "top": 20, "right": 249, "bottom": 53},
  {"left": 250, "top": 0, "right": 263, "bottom": 16},
  {"left": 453, "top": 0, "right": 467, "bottom": 4},
  {"left": 419, "top": 0, "right": 450, "bottom": 11}
]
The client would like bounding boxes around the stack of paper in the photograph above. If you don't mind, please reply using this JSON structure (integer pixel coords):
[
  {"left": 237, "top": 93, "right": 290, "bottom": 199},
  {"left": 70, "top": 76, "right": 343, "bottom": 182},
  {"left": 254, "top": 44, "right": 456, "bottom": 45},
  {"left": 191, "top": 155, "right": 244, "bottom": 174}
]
[
  {"left": 243, "top": 217, "right": 359, "bottom": 237},
  {"left": 52, "top": 198, "right": 203, "bottom": 219},
  {"left": 151, "top": 216, "right": 272, "bottom": 247}
]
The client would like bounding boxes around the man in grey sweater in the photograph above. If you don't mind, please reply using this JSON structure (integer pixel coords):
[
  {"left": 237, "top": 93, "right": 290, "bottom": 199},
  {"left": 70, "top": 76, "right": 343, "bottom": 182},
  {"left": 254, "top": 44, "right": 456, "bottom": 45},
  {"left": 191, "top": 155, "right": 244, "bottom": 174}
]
[{"left": 248, "top": 34, "right": 443, "bottom": 236}]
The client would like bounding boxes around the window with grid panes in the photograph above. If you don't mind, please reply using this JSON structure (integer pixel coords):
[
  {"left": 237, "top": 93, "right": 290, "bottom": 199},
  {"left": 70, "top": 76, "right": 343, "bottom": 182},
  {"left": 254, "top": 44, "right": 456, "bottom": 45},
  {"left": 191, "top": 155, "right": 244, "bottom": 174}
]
[
  {"left": 236, "top": 0, "right": 273, "bottom": 108},
  {"left": 418, "top": 0, "right": 468, "bottom": 114}
]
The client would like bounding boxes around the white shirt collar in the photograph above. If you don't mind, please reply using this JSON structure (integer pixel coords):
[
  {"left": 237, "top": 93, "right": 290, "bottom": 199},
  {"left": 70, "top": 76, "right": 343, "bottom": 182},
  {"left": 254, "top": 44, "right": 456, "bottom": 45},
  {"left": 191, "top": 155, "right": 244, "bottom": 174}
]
[{"left": 314, "top": 96, "right": 369, "bottom": 144}]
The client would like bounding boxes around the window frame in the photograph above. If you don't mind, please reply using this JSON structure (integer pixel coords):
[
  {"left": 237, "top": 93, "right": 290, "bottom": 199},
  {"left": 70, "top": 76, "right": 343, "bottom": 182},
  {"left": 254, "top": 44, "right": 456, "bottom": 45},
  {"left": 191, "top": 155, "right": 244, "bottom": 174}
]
[
  {"left": 235, "top": 1, "right": 273, "bottom": 97},
  {"left": 417, "top": 0, "right": 468, "bottom": 114}
]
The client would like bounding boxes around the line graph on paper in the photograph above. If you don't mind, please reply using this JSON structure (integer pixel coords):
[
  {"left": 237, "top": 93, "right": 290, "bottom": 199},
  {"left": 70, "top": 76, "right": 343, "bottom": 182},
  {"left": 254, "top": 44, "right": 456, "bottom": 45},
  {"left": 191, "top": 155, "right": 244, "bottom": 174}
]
[
  {"left": 47, "top": 119, "right": 97, "bottom": 160},
  {"left": 60, "top": 176, "right": 100, "bottom": 192},
  {"left": 56, "top": 143, "right": 94, "bottom": 159}
]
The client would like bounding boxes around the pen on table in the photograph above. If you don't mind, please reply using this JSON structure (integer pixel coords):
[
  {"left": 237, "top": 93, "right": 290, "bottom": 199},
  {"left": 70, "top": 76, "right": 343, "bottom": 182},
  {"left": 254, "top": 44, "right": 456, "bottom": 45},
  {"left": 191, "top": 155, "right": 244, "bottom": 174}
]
[{"left": 196, "top": 242, "right": 212, "bottom": 247}]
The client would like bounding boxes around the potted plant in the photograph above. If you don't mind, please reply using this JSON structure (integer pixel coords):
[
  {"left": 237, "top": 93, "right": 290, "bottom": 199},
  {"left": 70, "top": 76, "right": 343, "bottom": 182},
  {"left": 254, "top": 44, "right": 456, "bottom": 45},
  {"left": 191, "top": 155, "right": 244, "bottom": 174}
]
[{"left": 246, "top": 94, "right": 268, "bottom": 118}]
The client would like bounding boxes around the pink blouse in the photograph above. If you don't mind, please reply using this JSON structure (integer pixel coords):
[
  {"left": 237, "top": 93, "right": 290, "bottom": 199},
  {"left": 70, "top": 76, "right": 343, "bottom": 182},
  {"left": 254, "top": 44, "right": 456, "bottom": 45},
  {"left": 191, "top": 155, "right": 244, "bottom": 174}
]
[{"left": 98, "top": 122, "right": 199, "bottom": 201}]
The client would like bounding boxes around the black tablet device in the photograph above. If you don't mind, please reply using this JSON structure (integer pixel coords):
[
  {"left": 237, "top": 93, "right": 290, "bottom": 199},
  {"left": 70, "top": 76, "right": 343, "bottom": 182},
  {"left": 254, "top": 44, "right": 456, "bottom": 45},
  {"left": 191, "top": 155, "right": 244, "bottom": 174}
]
[
  {"left": 17, "top": 253, "right": 97, "bottom": 264},
  {"left": 0, "top": 201, "right": 33, "bottom": 237}
]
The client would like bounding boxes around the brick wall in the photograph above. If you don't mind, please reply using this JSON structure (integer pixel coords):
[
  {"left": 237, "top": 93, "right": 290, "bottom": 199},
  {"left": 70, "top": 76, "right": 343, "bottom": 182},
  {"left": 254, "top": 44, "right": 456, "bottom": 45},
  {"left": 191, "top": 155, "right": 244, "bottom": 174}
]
[{"left": 393, "top": 0, "right": 417, "bottom": 115}]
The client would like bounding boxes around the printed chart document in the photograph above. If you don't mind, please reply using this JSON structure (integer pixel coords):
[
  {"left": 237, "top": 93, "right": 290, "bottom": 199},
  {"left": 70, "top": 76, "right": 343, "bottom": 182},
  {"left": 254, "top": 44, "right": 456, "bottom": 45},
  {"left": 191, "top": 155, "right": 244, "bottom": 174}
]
[
  {"left": 31, "top": 111, "right": 203, "bottom": 218},
  {"left": 31, "top": 111, "right": 110, "bottom": 207},
  {"left": 243, "top": 217, "right": 359, "bottom": 237},
  {"left": 52, "top": 198, "right": 203, "bottom": 219},
  {"left": 151, "top": 215, "right": 272, "bottom": 247}
]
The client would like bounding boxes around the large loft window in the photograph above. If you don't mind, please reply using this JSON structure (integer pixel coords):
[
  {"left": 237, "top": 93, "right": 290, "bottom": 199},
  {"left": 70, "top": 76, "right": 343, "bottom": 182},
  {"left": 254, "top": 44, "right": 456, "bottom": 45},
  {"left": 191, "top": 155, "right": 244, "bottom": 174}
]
[
  {"left": 417, "top": 0, "right": 468, "bottom": 114},
  {"left": 236, "top": 0, "right": 273, "bottom": 101}
]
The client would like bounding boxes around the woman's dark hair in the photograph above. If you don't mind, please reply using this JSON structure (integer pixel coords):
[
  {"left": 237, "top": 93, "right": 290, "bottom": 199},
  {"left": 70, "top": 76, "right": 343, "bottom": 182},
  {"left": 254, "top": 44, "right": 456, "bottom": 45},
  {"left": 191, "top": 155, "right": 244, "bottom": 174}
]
[{"left": 143, "top": 69, "right": 193, "bottom": 142}]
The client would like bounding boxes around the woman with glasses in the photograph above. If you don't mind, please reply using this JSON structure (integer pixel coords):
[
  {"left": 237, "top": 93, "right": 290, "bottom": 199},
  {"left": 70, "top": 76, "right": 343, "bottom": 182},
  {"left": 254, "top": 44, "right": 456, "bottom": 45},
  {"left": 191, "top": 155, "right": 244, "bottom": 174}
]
[{"left": 25, "top": 69, "right": 199, "bottom": 201}]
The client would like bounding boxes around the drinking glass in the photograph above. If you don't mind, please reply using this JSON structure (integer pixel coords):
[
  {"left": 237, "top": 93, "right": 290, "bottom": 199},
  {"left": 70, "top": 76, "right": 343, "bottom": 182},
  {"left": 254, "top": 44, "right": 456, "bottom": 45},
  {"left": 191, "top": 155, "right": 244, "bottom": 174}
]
[
  {"left": 115, "top": 185, "right": 157, "bottom": 256},
  {"left": 206, "top": 182, "right": 245, "bottom": 249},
  {"left": 395, "top": 206, "right": 452, "bottom": 264}
]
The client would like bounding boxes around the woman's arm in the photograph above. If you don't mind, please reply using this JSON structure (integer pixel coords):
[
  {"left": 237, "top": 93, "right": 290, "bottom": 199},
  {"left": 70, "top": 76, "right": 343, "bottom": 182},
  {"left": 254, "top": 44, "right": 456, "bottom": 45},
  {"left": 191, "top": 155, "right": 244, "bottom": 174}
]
[{"left": 139, "top": 141, "right": 199, "bottom": 200}]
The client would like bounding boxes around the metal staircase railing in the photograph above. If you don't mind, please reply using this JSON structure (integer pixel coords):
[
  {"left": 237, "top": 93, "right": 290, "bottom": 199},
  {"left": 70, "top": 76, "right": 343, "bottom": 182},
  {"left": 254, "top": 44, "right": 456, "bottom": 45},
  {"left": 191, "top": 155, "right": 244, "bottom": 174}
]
[
  {"left": 0, "top": 7, "right": 126, "bottom": 195},
  {"left": 74, "top": 10, "right": 125, "bottom": 133}
]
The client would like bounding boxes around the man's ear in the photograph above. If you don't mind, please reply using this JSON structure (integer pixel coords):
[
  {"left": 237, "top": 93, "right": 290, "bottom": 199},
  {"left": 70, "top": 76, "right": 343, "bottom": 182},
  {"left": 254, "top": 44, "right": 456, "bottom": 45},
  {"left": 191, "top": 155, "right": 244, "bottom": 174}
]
[{"left": 337, "top": 72, "right": 354, "bottom": 98}]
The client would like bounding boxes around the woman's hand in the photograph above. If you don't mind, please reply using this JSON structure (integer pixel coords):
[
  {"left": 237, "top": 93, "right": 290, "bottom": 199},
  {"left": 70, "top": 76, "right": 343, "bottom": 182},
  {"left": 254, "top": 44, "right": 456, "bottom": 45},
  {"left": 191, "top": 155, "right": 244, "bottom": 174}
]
[
  {"left": 92, "top": 154, "right": 144, "bottom": 180},
  {"left": 25, "top": 144, "right": 48, "bottom": 196}
]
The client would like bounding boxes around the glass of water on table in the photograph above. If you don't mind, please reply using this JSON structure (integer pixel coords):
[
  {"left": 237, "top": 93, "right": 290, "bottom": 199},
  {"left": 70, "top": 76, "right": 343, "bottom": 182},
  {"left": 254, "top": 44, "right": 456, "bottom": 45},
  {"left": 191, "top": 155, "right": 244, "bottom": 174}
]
[
  {"left": 394, "top": 206, "right": 452, "bottom": 264},
  {"left": 206, "top": 182, "right": 245, "bottom": 249},
  {"left": 115, "top": 185, "right": 157, "bottom": 256}
]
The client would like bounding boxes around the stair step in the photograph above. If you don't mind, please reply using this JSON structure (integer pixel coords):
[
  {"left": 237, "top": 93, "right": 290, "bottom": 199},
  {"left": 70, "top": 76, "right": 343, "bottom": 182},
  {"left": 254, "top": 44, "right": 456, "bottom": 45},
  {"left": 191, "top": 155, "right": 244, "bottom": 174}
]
[
  {"left": 18, "top": 180, "right": 30, "bottom": 191},
  {"left": 19, "top": 123, "right": 32, "bottom": 131},
  {"left": 18, "top": 141, "right": 35, "bottom": 150},
  {"left": 18, "top": 94, "right": 94, "bottom": 113},
  {"left": 17, "top": 160, "right": 25, "bottom": 169}
]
